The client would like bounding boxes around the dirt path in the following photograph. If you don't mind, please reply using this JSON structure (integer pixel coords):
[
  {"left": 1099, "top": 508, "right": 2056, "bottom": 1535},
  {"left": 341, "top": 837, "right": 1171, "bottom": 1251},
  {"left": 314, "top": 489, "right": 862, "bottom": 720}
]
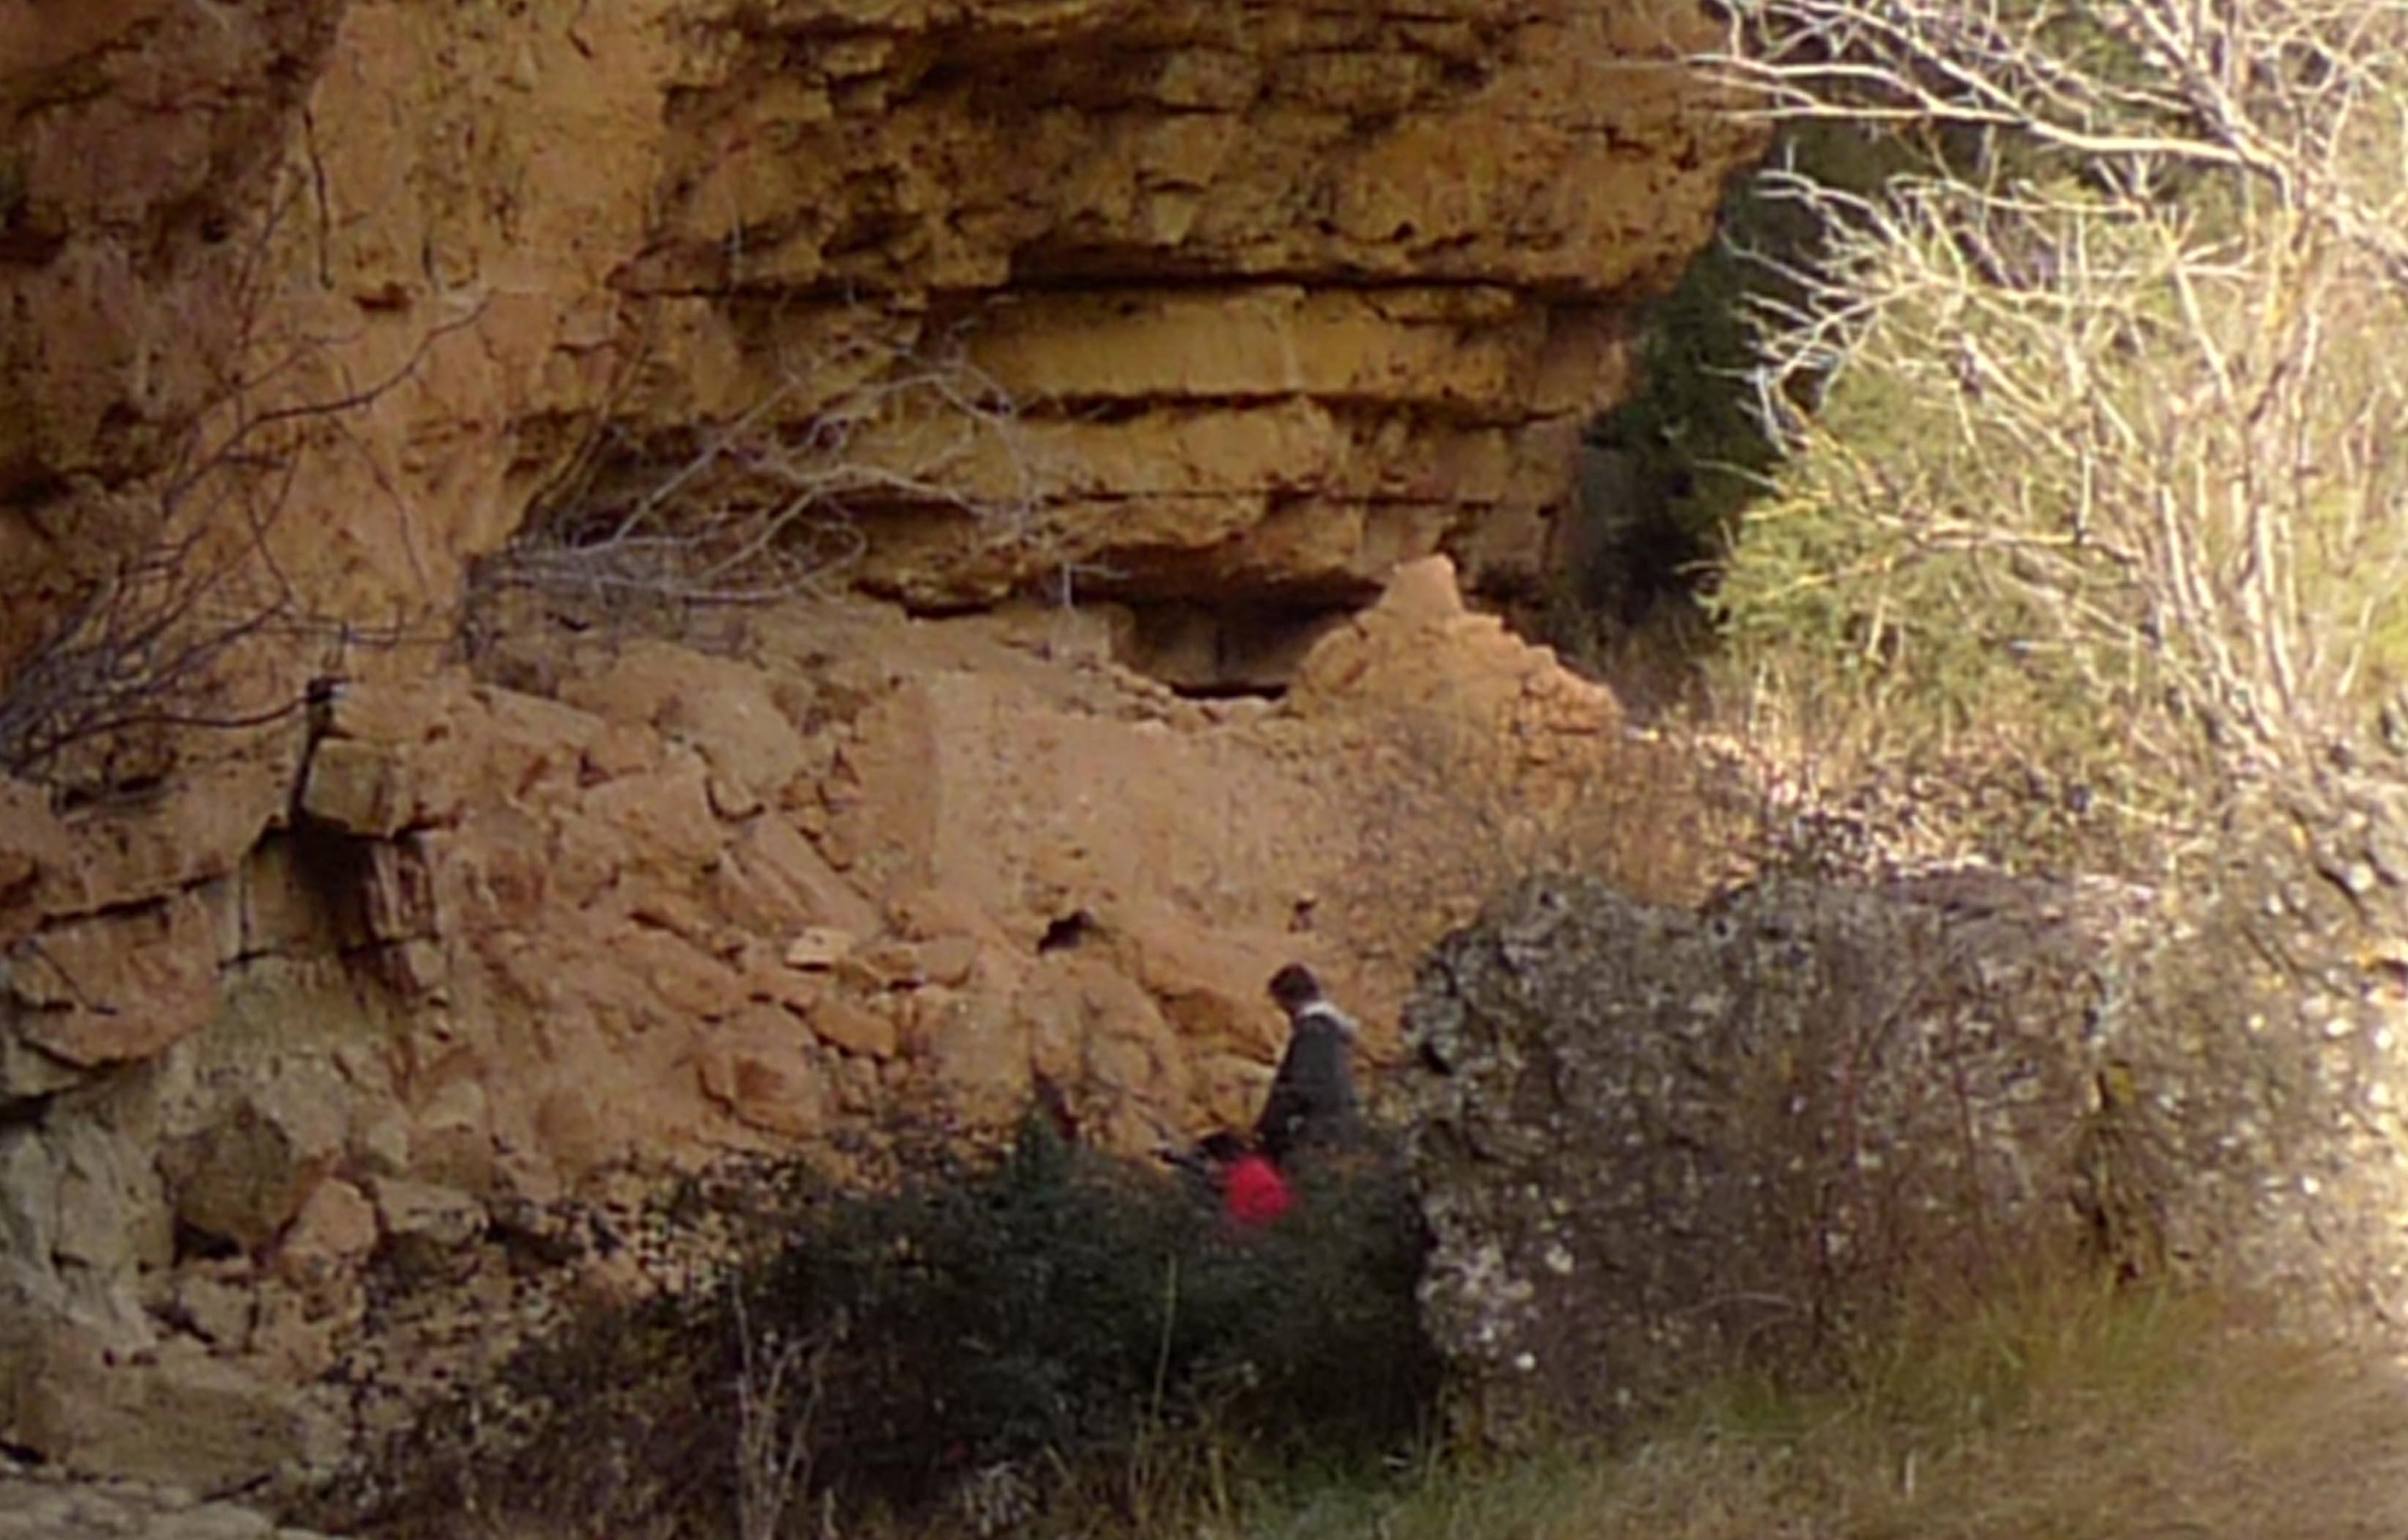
[{"left": 2119, "top": 1349, "right": 2408, "bottom": 1540}]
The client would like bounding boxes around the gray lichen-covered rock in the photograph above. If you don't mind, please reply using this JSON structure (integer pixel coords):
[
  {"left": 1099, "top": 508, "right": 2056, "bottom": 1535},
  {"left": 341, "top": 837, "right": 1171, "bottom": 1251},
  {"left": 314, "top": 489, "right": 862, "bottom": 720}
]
[{"left": 1396, "top": 875, "right": 2167, "bottom": 1443}]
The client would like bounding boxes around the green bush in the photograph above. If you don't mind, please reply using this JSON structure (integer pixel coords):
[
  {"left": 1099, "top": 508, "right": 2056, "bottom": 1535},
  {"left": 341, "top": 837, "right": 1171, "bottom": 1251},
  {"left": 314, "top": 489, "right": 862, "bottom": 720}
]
[
  {"left": 1706, "top": 8, "right": 2408, "bottom": 799},
  {"left": 748, "top": 1117, "right": 1436, "bottom": 1503},
  {"left": 343, "top": 1111, "right": 1437, "bottom": 1539}
]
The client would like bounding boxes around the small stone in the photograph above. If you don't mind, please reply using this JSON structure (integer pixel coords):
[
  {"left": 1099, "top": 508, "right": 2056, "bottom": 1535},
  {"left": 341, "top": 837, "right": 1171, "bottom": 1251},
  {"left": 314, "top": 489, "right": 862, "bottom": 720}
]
[
  {"left": 383, "top": 938, "right": 449, "bottom": 1000},
  {"left": 166, "top": 1502, "right": 277, "bottom": 1539},
  {"left": 828, "top": 1055, "right": 881, "bottom": 1114},
  {"left": 784, "top": 926, "right": 857, "bottom": 970},
  {"left": 350, "top": 1110, "right": 412, "bottom": 1179},
  {"left": 839, "top": 938, "right": 924, "bottom": 990},
  {"left": 916, "top": 935, "right": 980, "bottom": 987},
  {"left": 583, "top": 721, "right": 658, "bottom": 781},
  {"left": 369, "top": 1177, "right": 485, "bottom": 1254},
  {"left": 169, "top": 1272, "right": 255, "bottom": 1349},
  {"left": 298, "top": 740, "right": 412, "bottom": 837},
  {"left": 273, "top": 1178, "right": 379, "bottom": 1301},
  {"left": 704, "top": 1050, "right": 825, "bottom": 1141},
  {"left": 706, "top": 770, "right": 763, "bottom": 821},
  {"left": 809, "top": 997, "right": 898, "bottom": 1061}
]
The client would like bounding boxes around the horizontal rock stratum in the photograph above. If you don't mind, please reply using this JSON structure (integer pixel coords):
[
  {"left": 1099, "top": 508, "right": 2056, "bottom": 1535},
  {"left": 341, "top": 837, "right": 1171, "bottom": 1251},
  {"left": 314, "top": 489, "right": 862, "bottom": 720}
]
[
  {"left": 0, "top": 0, "right": 1761, "bottom": 1496},
  {"left": 0, "top": 555, "right": 1724, "bottom": 1490},
  {"left": 2, "top": 0, "right": 1759, "bottom": 657}
]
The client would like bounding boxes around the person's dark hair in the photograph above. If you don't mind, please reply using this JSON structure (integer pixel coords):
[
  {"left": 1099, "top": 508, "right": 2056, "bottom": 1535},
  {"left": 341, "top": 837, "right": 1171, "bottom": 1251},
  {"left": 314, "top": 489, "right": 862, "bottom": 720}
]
[{"left": 1267, "top": 962, "right": 1324, "bottom": 1012}]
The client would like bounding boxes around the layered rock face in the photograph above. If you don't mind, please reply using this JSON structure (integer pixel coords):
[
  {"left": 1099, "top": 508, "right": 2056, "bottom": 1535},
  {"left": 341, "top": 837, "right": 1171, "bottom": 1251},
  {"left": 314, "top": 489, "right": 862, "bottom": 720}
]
[
  {"left": 0, "top": 557, "right": 1728, "bottom": 1489},
  {"left": 4, "top": 0, "right": 1753, "bottom": 675},
  {"left": 575, "top": 0, "right": 1750, "bottom": 622},
  {"left": 0, "top": 0, "right": 1761, "bottom": 1494}
]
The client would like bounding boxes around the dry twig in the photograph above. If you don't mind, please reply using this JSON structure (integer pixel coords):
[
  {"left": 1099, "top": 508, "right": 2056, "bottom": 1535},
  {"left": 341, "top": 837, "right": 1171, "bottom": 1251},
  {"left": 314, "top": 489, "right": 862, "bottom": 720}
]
[
  {"left": 487, "top": 328, "right": 1050, "bottom": 612},
  {"left": 1703, "top": 0, "right": 2408, "bottom": 786}
]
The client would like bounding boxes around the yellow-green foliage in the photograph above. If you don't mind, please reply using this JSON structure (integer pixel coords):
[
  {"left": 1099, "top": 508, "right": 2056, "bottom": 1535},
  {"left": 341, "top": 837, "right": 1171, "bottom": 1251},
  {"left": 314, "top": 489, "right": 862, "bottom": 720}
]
[{"left": 1715, "top": 128, "right": 2408, "bottom": 798}]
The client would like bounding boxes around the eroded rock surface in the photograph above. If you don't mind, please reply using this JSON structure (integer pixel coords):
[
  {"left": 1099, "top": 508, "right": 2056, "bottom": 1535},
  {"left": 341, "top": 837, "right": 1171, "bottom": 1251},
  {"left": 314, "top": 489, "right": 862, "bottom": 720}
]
[
  {"left": 2, "top": 0, "right": 1758, "bottom": 678},
  {"left": 1402, "top": 868, "right": 2408, "bottom": 1445},
  {"left": 0, "top": 559, "right": 1727, "bottom": 1489},
  {"left": 0, "top": 0, "right": 1765, "bottom": 1497},
  {"left": 0, "top": 1451, "right": 338, "bottom": 1540}
]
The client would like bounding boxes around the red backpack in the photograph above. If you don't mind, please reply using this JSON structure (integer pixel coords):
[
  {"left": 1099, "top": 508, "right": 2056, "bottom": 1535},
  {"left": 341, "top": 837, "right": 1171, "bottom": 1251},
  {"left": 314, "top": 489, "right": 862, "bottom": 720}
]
[{"left": 1221, "top": 1150, "right": 1295, "bottom": 1228}]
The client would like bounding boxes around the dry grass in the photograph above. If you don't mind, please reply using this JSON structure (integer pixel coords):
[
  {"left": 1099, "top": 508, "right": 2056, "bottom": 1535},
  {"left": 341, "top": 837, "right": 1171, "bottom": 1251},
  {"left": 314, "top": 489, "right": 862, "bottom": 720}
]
[
  {"left": 1223, "top": 1279, "right": 2408, "bottom": 1540},
  {"left": 682, "top": 1278, "right": 2398, "bottom": 1540},
  {"left": 1333, "top": 699, "right": 1747, "bottom": 988}
]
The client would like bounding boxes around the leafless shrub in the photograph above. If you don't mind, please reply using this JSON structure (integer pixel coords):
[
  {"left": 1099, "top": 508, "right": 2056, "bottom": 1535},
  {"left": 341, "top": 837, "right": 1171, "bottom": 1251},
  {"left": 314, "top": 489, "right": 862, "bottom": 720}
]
[
  {"left": 1701, "top": 0, "right": 2408, "bottom": 797},
  {"left": 1712, "top": 0, "right": 2408, "bottom": 280},
  {"left": 0, "top": 188, "right": 469, "bottom": 795},
  {"left": 0, "top": 515, "right": 292, "bottom": 787},
  {"left": 479, "top": 327, "right": 1053, "bottom": 619},
  {"left": 731, "top": 1284, "right": 831, "bottom": 1540}
]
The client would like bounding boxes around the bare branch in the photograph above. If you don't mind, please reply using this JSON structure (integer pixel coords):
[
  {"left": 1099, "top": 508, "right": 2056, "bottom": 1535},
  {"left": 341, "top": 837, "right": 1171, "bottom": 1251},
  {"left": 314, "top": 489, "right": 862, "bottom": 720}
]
[
  {"left": 483, "top": 326, "right": 1056, "bottom": 616},
  {"left": 1710, "top": 0, "right": 2408, "bottom": 789},
  {"left": 0, "top": 176, "right": 478, "bottom": 792}
]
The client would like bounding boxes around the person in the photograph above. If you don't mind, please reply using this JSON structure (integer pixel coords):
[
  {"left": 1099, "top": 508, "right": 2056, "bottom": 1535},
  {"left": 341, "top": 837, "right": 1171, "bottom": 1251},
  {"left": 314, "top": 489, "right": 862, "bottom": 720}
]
[{"left": 1254, "top": 962, "right": 1363, "bottom": 1166}]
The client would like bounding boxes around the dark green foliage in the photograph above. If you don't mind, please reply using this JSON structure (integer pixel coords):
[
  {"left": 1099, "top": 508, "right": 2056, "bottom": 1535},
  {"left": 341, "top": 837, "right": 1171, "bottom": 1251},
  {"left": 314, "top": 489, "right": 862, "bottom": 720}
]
[
  {"left": 339, "top": 1111, "right": 1437, "bottom": 1539},
  {"left": 755, "top": 1117, "right": 1437, "bottom": 1504},
  {"left": 1536, "top": 133, "right": 1825, "bottom": 673},
  {"left": 1586, "top": 232, "right": 1781, "bottom": 594},
  {"left": 1549, "top": 116, "right": 2014, "bottom": 655}
]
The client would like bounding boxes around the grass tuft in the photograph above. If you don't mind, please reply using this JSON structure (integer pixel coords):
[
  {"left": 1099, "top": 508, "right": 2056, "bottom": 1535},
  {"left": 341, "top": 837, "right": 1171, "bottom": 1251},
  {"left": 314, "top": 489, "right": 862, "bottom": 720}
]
[
  {"left": 1734, "top": 1286, "right": 2387, "bottom": 1540},
  {"left": 1234, "top": 1275, "right": 2408, "bottom": 1540}
]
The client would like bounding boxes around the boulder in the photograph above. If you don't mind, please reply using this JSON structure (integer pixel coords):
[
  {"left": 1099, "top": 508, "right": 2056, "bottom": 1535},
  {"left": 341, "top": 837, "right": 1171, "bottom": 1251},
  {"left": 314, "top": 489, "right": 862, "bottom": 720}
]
[
  {"left": 1401, "top": 872, "right": 2131, "bottom": 1444},
  {"left": 299, "top": 739, "right": 420, "bottom": 839},
  {"left": 0, "top": 1328, "right": 327, "bottom": 1495},
  {"left": 810, "top": 994, "right": 899, "bottom": 1061},
  {"left": 274, "top": 1176, "right": 380, "bottom": 1307},
  {"left": 368, "top": 1176, "right": 488, "bottom": 1289},
  {"left": 696, "top": 1005, "right": 828, "bottom": 1139},
  {"left": 574, "top": 753, "right": 727, "bottom": 880},
  {"left": 161, "top": 1069, "right": 350, "bottom": 1255},
  {"left": 564, "top": 641, "right": 811, "bottom": 805}
]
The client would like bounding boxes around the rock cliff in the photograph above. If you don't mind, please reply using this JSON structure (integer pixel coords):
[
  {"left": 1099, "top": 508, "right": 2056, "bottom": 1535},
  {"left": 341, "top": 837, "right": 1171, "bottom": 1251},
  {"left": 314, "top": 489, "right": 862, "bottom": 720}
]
[
  {"left": 1, "top": 0, "right": 1762, "bottom": 1490},
  {"left": 4, "top": 0, "right": 1753, "bottom": 652},
  {"left": 10, "top": 4, "right": 2408, "bottom": 1515}
]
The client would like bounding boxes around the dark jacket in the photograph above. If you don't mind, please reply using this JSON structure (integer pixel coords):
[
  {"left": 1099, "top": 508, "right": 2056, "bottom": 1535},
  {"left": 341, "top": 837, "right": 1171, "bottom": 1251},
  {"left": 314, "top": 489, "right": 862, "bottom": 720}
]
[{"left": 1254, "top": 1002, "right": 1362, "bottom": 1165}]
